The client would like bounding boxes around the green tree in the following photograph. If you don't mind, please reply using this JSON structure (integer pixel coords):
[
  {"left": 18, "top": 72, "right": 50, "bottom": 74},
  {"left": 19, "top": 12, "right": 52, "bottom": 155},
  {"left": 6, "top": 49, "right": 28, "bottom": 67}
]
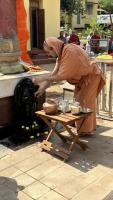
[
  {"left": 61, "top": 0, "right": 85, "bottom": 28},
  {"left": 61, "top": 0, "right": 85, "bottom": 15},
  {"left": 98, "top": 0, "right": 113, "bottom": 33}
]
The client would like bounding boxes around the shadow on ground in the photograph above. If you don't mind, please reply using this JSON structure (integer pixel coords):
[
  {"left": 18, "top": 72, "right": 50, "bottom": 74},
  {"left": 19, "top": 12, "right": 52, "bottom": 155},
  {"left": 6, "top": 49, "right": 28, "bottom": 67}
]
[
  {"left": 0, "top": 176, "right": 24, "bottom": 199},
  {"left": 1, "top": 122, "right": 113, "bottom": 175},
  {"left": 67, "top": 124, "right": 113, "bottom": 173},
  {"left": 42, "top": 123, "right": 113, "bottom": 173}
]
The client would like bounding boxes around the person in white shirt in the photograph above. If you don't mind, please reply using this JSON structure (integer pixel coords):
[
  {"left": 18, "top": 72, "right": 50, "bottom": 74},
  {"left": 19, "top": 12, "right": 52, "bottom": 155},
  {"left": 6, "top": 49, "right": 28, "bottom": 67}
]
[{"left": 87, "top": 32, "right": 93, "bottom": 42}]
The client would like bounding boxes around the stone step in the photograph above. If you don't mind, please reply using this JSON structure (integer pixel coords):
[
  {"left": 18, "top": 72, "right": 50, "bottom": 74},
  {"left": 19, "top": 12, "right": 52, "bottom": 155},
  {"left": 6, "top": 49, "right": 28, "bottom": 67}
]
[
  {"left": 31, "top": 53, "right": 49, "bottom": 59},
  {"left": 32, "top": 58, "right": 56, "bottom": 65},
  {"left": 29, "top": 50, "right": 56, "bottom": 65}
]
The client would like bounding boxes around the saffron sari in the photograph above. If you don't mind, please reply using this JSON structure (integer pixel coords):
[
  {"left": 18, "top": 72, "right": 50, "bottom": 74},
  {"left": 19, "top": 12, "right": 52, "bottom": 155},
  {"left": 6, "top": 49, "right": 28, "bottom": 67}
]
[{"left": 45, "top": 37, "right": 106, "bottom": 134}]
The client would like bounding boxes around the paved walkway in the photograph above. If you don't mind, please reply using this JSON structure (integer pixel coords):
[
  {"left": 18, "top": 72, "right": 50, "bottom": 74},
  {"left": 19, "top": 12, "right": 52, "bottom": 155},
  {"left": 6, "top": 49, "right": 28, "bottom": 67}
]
[
  {"left": 0, "top": 118, "right": 113, "bottom": 200},
  {"left": 0, "top": 64, "right": 113, "bottom": 200}
]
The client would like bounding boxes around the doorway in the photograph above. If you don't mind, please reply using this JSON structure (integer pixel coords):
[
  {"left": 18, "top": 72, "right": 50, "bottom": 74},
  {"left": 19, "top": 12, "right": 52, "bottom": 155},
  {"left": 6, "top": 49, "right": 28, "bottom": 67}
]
[{"left": 30, "top": 0, "right": 45, "bottom": 49}]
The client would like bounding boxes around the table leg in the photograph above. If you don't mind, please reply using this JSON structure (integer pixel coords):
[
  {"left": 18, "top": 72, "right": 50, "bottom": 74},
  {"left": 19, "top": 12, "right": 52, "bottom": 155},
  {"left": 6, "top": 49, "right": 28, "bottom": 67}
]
[
  {"left": 39, "top": 116, "right": 67, "bottom": 142},
  {"left": 109, "top": 66, "right": 113, "bottom": 117},
  {"left": 62, "top": 123, "right": 89, "bottom": 152},
  {"left": 39, "top": 117, "right": 70, "bottom": 160},
  {"left": 101, "top": 63, "right": 107, "bottom": 111},
  {"left": 46, "top": 129, "right": 54, "bottom": 141}
]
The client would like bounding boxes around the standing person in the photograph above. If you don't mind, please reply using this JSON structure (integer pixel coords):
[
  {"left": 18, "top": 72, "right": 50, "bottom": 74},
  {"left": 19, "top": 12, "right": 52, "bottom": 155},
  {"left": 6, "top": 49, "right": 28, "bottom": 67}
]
[
  {"left": 68, "top": 30, "right": 80, "bottom": 45},
  {"left": 86, "top": 32, "right": 93, "bottom": 55},
  {"left": 87, "top": 32, "right": 93, "bottom": 42},
  {"left": 90, "top": 31, "right": 101, "bottom": 54},
  {"left": 34, "top": 37, "right": 105, "bottom": 136},
  {"left": 85, "top": 41, "right": 91, "bottom": 55},
  {"left": 108, "top": 34, "right": 113, "bottom": 54},
  {"left": 65, "top": 32, "right": 70, "bottom": 43},
  {"left": 58, "top": 31, "right": 66, "bottom": 44}
]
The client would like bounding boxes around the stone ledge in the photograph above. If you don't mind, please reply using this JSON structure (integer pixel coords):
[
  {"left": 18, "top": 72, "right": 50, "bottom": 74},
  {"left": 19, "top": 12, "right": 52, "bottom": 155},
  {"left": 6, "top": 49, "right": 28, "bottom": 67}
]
[{"left": 0, "top": 70, "right": 50, "bottom": 98}]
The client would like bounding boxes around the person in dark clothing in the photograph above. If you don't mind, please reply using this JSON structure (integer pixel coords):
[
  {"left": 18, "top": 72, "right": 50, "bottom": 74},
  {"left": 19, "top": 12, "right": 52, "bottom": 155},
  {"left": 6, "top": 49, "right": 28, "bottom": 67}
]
[
  {"left": 108, "top": 35, "right": 113, "bottom": 54},
  {"left": 58, "top": 31, "right": 67, "bottom": 44},
  {"left": 90, "top": 31, "right": 100, "bottom": 54}
]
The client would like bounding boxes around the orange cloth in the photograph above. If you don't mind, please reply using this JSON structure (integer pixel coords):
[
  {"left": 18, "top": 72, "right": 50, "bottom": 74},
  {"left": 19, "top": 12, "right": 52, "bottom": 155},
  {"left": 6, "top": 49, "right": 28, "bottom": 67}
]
[
  {"left": 16, "top": 0, "right": 33, "bottom": 64},
  {"left": 45, "top": 37, "right": 106, "bottom": 134}
]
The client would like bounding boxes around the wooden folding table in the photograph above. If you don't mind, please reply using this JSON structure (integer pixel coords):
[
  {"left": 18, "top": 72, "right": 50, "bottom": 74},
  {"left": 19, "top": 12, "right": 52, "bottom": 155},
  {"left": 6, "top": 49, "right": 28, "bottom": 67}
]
[{"left": 36, "top": 110, "right": 92, "bottom": 160}]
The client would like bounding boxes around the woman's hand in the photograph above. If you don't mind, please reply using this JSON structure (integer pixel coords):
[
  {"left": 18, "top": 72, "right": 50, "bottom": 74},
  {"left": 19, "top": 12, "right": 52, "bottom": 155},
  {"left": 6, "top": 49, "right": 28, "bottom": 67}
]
[
  {"left": 35, "top": 84, "right": 45, "bottom": 97},
  {"left": 34, "top": 81, "right": 50, "bottom": 97}
]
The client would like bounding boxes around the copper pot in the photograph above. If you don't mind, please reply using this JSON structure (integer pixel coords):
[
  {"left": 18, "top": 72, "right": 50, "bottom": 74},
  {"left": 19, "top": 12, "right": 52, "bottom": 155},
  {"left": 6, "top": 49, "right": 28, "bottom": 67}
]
[{"left": 43, "top": 99, "right": 58, "bottom": 114}]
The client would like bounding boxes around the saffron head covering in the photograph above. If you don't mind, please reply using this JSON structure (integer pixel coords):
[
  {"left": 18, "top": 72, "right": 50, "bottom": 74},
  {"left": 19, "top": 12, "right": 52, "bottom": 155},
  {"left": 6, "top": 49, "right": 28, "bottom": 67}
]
[{"left": 44, "top": 37, "right": 64, "bottom": 58}]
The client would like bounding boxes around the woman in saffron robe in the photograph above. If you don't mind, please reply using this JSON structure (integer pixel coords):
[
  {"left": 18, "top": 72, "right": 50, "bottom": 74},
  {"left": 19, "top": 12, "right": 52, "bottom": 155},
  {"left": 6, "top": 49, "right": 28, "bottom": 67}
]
[{"left": 34, "top": 37, "right": 105, "bottom": 136}]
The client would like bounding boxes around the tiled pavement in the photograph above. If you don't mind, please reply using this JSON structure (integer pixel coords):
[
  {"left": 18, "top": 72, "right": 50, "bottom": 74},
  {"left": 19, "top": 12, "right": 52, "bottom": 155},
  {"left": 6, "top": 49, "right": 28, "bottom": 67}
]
[
  {"left": 0, "top": 64, "right": 113, "bottom": 199},
  {"left": 0, "top": 119, "right": 113, "bottom": 200}
]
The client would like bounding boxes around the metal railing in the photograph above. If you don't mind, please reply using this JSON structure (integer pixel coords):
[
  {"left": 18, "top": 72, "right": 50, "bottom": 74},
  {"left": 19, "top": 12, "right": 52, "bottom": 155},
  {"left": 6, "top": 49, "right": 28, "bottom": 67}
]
[
  {"left": 89, "top": 39, "right": 109, "bottom": 55},
  {"left": 97, "top": 62, "right": 113, "bottom": 119}
]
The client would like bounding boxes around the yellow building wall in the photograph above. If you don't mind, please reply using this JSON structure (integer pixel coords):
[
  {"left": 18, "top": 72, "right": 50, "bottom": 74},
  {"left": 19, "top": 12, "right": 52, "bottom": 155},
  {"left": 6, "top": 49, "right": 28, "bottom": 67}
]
[
  {"left": 23, "top": 0, "right": 60, "bottom": 50},
  {"left": 72, "top": 0, "right": 98, "bottom": 29},
  {"left": 42, "top": 0, "right": 60, "bottom": 38}
]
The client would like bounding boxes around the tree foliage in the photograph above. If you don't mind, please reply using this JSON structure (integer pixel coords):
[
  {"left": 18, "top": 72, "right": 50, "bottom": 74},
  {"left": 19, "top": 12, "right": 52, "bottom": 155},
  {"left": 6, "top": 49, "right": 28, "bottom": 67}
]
[
  {"left": 61, "top": 0, "right": 85, "bottom": 15},
  {"left": 98, "top": 0, "right": 113, "bottom": 33},
  {"left": 98, "top": 0, "right": 113, "bottom": 14}
]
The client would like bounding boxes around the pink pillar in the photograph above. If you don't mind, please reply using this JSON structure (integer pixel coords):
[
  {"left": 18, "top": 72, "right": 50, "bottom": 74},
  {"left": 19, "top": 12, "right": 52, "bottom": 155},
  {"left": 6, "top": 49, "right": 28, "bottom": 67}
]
[
  {"left": 0, "top": 0, "right": 24, "bottom": 74},
  {"left": 0, "top": 0, "right": 17, "bottom": 37}
]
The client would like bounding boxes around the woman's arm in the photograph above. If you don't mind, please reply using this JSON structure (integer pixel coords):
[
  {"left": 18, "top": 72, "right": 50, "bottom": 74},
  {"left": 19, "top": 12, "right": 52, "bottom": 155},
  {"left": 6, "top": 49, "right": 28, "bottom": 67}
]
[
  {"left": 34, "top": 73, "right": 62, "bottom": 84},
  {"left": 33, "top": 59, "right": 62, "bottom": 84},
  {"left": 51, "top": 58, "right": 60, "bottom": 75}
]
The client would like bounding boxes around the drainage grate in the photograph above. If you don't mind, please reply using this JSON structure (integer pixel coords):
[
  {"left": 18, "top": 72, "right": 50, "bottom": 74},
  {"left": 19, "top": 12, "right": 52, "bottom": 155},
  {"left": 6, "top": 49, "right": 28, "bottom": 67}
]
[{"left": 103, "top": 191, "right": 113, "bottom": 200}]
